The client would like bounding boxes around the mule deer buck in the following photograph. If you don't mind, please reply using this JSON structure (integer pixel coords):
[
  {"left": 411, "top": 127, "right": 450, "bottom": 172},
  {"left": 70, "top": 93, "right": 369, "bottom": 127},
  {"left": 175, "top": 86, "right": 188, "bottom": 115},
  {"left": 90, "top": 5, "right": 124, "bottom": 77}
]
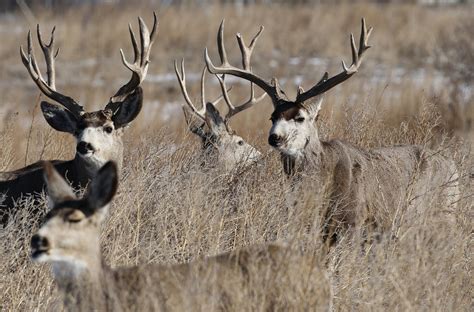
[
  {"left": 175, "top": 59, "right": 264, "bottom": 170},
  {"left": 31, "top": 161, "right": 325, "bottom": 311},
  {"left": 0, "top": 14, "right": 157, "bottom": 223},
  {"left": 205, "top": 19, "right": 460, "bottom": 245}
]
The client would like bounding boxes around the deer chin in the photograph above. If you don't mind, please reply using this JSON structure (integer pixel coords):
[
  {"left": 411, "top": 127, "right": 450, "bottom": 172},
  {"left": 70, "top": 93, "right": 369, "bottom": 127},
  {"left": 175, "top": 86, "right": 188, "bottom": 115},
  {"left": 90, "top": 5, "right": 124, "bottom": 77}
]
[
  {"left": 77, "top": 152, "right": 107, "bottom": 171},
  {"left": 31, "top": 248, "right": 50, "bottom": 262},
  {"left": 278, "top": 147, "right": 304, "bottom": 160}
]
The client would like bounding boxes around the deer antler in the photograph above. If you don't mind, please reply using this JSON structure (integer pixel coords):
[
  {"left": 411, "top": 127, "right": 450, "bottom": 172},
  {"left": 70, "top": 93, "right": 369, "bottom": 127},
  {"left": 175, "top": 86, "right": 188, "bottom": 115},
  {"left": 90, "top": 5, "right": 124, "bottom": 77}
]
[
  {"left": 107, "top": 12, "right": 158, "bottom": 107},
  {"left": 215, "top": 74, "right": 266, "bottom": 123},
  {"left": 205, "top": 19, "right": 372, "bottom": 106},
  {"left": 296, "top": 18, "right": 373, "bottom": 103},
  {"left": 205, "top": 20, "right": 279, "bottom": 104},
  {"left": 20, "top": 25, "right": 84, "bottom": 117},
  {"left": 175, "top": 59, "right": 210, "bottom": 122}
]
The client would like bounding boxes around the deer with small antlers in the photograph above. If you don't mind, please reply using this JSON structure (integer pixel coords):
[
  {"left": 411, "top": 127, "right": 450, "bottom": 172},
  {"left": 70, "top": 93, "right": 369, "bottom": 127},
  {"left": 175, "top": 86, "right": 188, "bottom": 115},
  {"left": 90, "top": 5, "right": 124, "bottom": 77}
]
[
  {"left": 205, "top": 19, "right": 460, "bottom": 245},
  {"left": 31, "top": 161, "right": 323, "bottom": 311},
  {"left": 0, "top": 14, "right": 157, "bottom": 224},
  {"left": 174, "top": 58, "right": 265, "bottom": 170}
]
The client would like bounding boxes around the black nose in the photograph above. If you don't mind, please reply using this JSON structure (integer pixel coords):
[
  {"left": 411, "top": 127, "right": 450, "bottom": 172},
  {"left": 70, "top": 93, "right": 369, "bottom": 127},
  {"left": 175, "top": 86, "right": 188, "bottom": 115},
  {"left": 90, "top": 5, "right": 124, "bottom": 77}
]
[
  {"left": 268, "top": 134, "right": 282, "bottom": 147},
  {"left": 77, "top": 141, "right": 95, "bottom": 154},
  {"left": 31, "top": 234, "right": 49, "bottom": 250}
]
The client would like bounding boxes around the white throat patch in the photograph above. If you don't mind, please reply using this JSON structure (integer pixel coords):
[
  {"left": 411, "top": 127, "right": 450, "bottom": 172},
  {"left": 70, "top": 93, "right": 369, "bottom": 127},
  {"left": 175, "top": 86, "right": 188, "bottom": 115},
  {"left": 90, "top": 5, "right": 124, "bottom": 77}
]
[{"left": 51, "top": 259, "right": 88, "bottom": 279}]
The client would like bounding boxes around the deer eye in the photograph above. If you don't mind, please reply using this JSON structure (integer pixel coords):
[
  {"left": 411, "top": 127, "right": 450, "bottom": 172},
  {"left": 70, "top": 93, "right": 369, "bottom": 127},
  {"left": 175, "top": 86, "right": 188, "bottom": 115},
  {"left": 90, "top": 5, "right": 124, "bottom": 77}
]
[
  {"left": 66, "top": 210, "right": 85, "bottom": 223},
  {"left": 238, "top": 140, "right": 244, "bottom": 146},
  {"left": 104, "top": 126, "right": 113, "bottom": 134},
  {"left": 295, "top": 116, "right": 305, "bottom": 123}
]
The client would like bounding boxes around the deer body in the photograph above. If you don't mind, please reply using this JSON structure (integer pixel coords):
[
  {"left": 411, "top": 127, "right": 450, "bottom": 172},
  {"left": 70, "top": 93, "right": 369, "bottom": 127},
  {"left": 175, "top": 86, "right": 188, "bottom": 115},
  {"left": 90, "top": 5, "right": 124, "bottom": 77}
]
[
  {"left": 205, "top": 19, "right": 460, "bottom": 244},
  {"left": 0, "top": 15, "right": 157, "bottom": 224},
  {"left": 285, "top": 135, "right": 459, "bottom": 243},
  {"left": 31, "top": 162, "right": 315, "bottom": 311},
  {"left": 43, "top": 244, "right": 286, "bottom": 311}
]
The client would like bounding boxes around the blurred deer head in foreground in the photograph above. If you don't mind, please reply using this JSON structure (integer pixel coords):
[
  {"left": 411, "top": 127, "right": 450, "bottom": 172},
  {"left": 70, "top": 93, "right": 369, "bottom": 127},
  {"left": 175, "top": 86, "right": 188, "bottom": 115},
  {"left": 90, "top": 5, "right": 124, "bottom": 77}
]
[
  {"left": 31, "top": 161, "right": 117, "bottom": 268},
  {"left": 175, "top": 59, "right": 265, "bottom": 170}
]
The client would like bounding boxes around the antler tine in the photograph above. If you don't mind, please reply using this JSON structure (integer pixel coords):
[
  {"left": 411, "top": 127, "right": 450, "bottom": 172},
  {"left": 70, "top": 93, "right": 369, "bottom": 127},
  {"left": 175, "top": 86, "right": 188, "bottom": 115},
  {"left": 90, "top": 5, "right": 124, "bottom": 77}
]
[
  {"left": 205, "top": 20, "right": 279, "bottom": 103},
  {"left": 236, "top": 25, "right": 264, "bottom": 70},
  {"left": 20, "top": 25, "right": 84, "bottom": 117},
  {"left": 216, "top": 73, "right": 266, "bottom": 123},
  {"left": 217, "top": 20, "right": 229, "bottom": 66},
  {"left": 200, "top": 64, "right": 207, "bottom": 109},
  {"left": 296, "top": 18, "right": 373, "bottom": 103},
  {"left": 109, "top": 12, "right": 158, "bottom": 105},
  {"left": 36, "top": 24, "right": 59, "bottom": 89},
  {"left": 174, "top": 59, "right": 206, "bottom": 121}
]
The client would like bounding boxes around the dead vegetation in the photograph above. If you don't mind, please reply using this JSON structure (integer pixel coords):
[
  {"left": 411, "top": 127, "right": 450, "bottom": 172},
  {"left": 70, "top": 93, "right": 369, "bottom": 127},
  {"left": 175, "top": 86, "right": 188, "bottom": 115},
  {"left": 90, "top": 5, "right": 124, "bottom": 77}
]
[{"left": 0, "top": 2, "right": 472, "bottom": 311}]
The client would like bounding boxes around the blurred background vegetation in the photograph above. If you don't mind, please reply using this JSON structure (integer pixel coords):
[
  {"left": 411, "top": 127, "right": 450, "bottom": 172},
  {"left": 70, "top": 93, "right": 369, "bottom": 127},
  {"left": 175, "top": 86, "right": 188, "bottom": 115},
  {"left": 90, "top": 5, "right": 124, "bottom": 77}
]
[{"left": 0, "top": 0, "right": 472, "bottom": 167}]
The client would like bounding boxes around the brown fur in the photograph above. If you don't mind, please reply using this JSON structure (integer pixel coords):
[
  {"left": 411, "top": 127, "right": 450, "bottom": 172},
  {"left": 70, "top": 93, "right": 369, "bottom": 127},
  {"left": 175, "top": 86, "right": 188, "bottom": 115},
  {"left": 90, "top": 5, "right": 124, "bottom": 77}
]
[
  {"left": 270, "top": 102, "right": 302, "bottom": 121},
  {"left": 292, "top": 138, "right": 460, "bottom": 246},
  {"left": 49, "top": 243, "right": 321, "bottom": 311}
]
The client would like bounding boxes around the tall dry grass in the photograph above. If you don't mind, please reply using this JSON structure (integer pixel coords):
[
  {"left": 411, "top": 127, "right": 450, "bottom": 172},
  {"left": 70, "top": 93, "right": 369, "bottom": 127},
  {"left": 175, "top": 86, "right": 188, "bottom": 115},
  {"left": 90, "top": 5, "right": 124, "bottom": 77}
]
[{"left": 0, "top": 2, "right": 473, "bottom": 311}]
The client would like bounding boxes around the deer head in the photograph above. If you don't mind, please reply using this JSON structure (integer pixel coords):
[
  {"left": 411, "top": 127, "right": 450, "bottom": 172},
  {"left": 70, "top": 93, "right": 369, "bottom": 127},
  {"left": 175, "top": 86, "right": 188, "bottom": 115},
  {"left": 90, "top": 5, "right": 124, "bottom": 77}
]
[
  {"left": 205, "top": 19, "right": 372, "bottom": 159},
  {"left": 175, "top": 59, "right": 265, "bottom": 170},
  {"left": 30, "top": 161, "right": 117, "bottom": 273},
  {"left": 21, "top": 14, "right": 158, "bottom": 171}
]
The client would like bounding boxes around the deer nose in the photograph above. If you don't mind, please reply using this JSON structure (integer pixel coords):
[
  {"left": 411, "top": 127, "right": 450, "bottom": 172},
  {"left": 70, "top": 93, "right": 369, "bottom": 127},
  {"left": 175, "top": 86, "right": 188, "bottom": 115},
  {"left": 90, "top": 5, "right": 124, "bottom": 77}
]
[
  {"left": 268, "top": 134, "right": 283, "bottom": 147},
  {"left": 77, "top": 141, "right": 95, "bottom": 155},
  {"left": 31, "top": 234, "right": 49, "bottom": 251}
]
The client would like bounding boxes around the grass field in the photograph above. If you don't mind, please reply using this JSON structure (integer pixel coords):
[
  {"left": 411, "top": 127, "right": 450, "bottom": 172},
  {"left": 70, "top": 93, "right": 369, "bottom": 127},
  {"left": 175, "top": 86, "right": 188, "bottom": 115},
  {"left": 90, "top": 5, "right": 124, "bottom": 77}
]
[{"left": 0, "top": 2, "right": 472, "bottom": 311}]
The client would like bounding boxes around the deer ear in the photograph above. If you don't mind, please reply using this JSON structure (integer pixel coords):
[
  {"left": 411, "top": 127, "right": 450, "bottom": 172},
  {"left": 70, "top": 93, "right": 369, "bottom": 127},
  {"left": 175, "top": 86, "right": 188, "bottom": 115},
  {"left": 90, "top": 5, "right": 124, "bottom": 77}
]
[
  {"left": 41, "top": 101, "right": 78, "bottom": 134},
  {"left": 205, "top": 102, "right": 227, "bottom": 136},
  {"left": 302, "top": 95, "right": 324, "bottom": 121},
  {"left": 182, "top": 106, "right": 208, "bottom": 139},
  {"left": 43, "top": 161, "right": 76, "bottom": 206},
  {"left": 110, "top": 87, "right": 143, "bottom": 129},
  {"left": 85, "top": 161, "right": 118, "bottom": 213}
]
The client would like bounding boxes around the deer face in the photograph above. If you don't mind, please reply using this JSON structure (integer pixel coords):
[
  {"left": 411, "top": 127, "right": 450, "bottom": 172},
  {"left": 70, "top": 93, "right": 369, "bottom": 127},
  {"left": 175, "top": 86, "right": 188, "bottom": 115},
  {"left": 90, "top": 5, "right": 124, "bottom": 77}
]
[
  {"left": 215, "top": 132, "right": 262, "bottom": 170},
  {"left": 31, "top": 162, "right": 117, "bottom": 271},
  {"left": 268, "top": 98, "right": 322, "bottom": 158},
  {"left": 40, "top": 89, "right": 143, "bottom": 170},
  {"left": 200, "top": 103, "right": 261, "bottom": 169}
]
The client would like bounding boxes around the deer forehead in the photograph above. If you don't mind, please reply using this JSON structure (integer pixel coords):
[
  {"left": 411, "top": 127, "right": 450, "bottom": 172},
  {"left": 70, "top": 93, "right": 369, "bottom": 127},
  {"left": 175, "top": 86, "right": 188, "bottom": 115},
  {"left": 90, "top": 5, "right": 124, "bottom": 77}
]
[
  {"left": 271, "top": 103, "right": 306, "bottom": 121},
  {"left": 78, "top": 110, "right": 114, "bottom": 129},
  {"left": 39, "top": 207, "right": 99, "bottom": 237}
]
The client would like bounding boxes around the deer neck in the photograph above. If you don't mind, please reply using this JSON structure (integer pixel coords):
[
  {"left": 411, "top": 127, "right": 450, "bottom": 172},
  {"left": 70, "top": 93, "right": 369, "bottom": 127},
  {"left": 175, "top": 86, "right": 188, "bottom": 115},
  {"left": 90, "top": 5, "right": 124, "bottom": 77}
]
[
  {"left": 52, "top": 253, "right": 107, "bottom": 309},
  {"left": 70, "top": 152, "right": 122, "bottom": 188},
  {"left": 282, "top": 127, "right": 323, "bottom": 176}
]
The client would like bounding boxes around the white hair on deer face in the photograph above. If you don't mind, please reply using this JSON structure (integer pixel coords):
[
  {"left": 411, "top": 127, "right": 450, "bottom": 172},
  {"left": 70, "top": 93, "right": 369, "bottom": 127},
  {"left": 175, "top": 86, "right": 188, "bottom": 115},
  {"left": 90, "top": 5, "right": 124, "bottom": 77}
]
[{"left": 175, "top": 57, "right": 265, "bottom": 171}]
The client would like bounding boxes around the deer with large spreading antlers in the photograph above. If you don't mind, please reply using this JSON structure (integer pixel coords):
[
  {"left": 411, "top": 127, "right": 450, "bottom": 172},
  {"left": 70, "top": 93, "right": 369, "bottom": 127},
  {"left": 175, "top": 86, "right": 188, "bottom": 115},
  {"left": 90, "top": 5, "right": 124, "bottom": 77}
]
[
  {"left": 31, "top": 161, "right": 323, "bottom": 311},
  {"left": 205, "top": 19, "right": 460, "bottom": 245},
  {"left": 175, "top": 59, "right": 265, "bottom": 170},
  {"left": 0, "top": 14, "right": 157, "bottom": 224}
]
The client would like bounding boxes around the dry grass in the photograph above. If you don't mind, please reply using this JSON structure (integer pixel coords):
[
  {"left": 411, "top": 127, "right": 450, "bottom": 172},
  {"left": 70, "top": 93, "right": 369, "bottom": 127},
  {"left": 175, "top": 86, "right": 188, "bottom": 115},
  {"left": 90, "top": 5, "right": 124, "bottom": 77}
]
[{"left": 0, "top": 2, "right": 473, "bottom": 311}]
